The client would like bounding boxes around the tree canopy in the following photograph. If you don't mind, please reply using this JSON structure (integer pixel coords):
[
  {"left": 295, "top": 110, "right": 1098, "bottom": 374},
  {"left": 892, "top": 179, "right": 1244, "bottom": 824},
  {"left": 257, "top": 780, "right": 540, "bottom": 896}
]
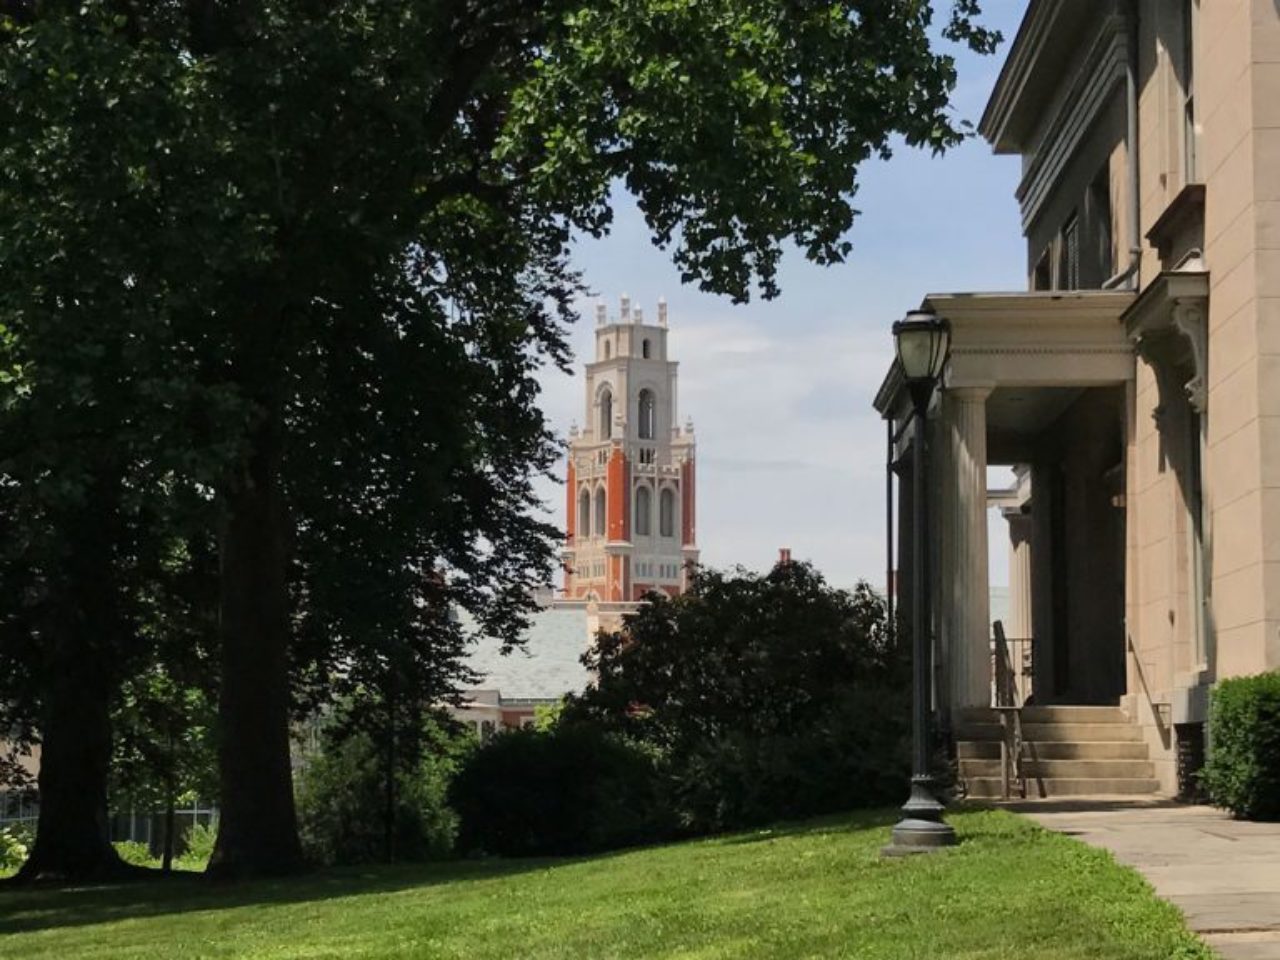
[{"left": 0, "top": 0, "right": 997, "bottom": 879}]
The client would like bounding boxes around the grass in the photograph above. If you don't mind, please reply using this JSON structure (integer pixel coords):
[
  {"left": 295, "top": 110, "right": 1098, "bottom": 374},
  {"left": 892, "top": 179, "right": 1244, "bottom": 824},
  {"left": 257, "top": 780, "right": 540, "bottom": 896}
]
[{"left": 0, "top": 808, "right": 1212, "bottom": 960}]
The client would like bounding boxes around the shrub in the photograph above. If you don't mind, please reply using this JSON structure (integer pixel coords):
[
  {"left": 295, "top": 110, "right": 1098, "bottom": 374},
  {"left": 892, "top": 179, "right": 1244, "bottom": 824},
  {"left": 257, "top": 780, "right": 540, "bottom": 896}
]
[
  {"left": 113, "top": 840, "right": 157, "bottom": 867},
  {"left": 296, "top": 726, "right": 465, "bottom": 866},
  {"left": 451, "top": 725, "right": 674, "bottom": 857},
  {"left": 0, "top": 826, "right": 29, "bottom": 872},
  {"left": 177, "top": 821, "right": 217, "bottom": 869},
  {"left": 1201, "top": 671, "right": 1280, "bottom": 820},
  {"left": 671, "top": 685, "right": 910, "bottom": 833}
]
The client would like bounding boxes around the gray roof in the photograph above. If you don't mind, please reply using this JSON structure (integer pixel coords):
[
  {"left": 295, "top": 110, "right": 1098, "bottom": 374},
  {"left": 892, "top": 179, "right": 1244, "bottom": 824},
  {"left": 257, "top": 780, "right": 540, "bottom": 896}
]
[{"left": 460, "top": 605, "right": 591, "bottom": 701}]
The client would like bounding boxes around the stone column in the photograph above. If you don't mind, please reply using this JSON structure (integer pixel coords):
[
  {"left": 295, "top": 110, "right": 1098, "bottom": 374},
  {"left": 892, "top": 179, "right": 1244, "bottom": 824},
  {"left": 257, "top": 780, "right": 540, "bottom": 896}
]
[
  {"left": 1005, "top": 508, "right": 1033, "bottom": 704},
  {"left": 942, "top": 387, "right": 992, "bottom": 712},
  {"left": 1005, "top": 510, "right": 1033, "bottom": 640}
]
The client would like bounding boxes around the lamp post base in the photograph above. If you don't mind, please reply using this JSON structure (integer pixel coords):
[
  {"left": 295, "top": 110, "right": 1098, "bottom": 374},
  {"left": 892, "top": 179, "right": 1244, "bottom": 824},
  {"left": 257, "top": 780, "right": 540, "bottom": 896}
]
[{"left": 881, "top": 777, "right": 957, "bottom": 857}]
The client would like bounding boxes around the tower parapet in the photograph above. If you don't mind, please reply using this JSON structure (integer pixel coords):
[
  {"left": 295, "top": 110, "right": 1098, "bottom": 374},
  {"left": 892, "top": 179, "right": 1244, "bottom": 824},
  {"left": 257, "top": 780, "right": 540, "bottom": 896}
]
[{"left": 562, "top": 295, "right": 698, "bottom": 603}]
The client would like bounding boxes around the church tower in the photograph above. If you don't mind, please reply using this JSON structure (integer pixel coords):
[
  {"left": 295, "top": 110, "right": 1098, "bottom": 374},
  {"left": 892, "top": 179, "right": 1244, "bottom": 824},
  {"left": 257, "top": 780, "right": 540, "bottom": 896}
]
[{"left": 563, "top": 294, "right": 698, "bottom": 603}]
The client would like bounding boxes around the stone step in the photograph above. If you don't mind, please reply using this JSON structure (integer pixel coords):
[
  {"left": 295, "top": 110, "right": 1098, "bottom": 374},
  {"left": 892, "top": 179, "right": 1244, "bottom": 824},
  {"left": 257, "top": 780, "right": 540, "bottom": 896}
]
[
  {"left": 956, "top": 739, "right": 1150, "bottom": 760},
  {"left": 955, "top": 722, "right": 1143, "bottom": 742},
  {"left": 958, "top": 705, "right": 1129, "bottom": 725},
  {"left": 959, "top": 758, "right": 1156, "bottom": 779},
  {"left": 965, "top": 776, "right": 1161, "bottom": 799}
]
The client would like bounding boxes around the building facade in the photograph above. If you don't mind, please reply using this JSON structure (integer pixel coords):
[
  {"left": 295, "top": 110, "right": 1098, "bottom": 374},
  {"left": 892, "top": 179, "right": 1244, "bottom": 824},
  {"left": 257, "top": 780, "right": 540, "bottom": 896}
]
[
  {"left": 875, "top": 0, "right": 1280, "bottom": 795},
  {"left": 563, "top": 295, "right": 699, "bottom": 604}
]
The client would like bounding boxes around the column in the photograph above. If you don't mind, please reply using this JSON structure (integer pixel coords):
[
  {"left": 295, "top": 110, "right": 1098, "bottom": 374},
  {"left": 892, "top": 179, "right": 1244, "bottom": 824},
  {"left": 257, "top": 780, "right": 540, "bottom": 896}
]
[
  {"left": 1005, "top": 508, "right": 1033, "bottom": 703},
  {"left": 943, "top": 387, "right": 992, "bottom": 712}
]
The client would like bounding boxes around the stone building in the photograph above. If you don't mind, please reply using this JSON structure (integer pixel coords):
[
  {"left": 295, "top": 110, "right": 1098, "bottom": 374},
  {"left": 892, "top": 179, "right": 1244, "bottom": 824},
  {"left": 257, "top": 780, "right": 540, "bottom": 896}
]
[
  {"left": 875, "top": 0, "right": 1279, "bottom": 797},
  {"left": 563, "top": 295, "right": 699, "bottom": 606}
]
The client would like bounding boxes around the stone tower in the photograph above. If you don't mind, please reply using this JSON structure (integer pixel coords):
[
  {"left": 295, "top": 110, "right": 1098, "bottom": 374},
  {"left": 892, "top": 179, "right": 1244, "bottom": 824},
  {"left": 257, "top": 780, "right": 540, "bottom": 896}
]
[{"left": 563, "top": 294, "right": 698, "bottom": 602}]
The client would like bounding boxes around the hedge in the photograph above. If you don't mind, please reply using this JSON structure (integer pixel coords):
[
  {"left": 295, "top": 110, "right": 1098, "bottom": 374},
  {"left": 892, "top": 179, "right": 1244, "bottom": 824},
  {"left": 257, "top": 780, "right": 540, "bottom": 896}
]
[{"left": 1200, "top": 671, "right": 1280, "bottom": 820}]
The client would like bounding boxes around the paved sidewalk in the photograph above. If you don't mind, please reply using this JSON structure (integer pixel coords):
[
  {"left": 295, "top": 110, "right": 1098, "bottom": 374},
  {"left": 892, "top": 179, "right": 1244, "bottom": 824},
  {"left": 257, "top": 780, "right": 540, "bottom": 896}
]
[{"left": 1013, "top": 799, "right": 1280, "bottom": 960}]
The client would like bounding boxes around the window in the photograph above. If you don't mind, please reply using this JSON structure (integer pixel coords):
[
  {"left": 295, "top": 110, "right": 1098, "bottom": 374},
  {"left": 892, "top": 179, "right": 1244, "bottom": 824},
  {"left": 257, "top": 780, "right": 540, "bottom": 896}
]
[
  {"left": 642, "top": 339, "right": 651, "bottom": 359},
  {"left": 594, "top": 488, "right": 607, "bottom": 537},
  {"left": 1032, "top": 251, "right": 1051, "bottom": 291},
  {"left": 638, "top": 447, "right": 655, "bottom": 464},
  {"left": 638, "top": 389, "right": 656, "bottom": 440},
  {"left": 578, "top": 488, "right": 591, "bottom": 539},
  {"left": 659, "top": 488, "right": 675, "bottom": 538},
  {"left": 1058, "top": 214, "right": 1079, "bottom": 290},
  {"left": 599, "top": 388, "right": 612, "bottom": 439},
  {"left": 604, "top": 341, "right": 612, "bottom": 360},
  {"left": 1090, "top": 168, "right": 1113, "bottom": 282},
  {"left": 635, "top": 485, "right": 652, "bottom": 536},
  {"left": 1182, "top": 0, "right": 1199, "bottom": 183}
]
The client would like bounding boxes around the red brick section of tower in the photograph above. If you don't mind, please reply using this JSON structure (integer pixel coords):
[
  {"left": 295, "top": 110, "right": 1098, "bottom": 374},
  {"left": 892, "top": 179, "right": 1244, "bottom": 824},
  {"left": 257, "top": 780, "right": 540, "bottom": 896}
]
[{"left": 561, "top": 295, "right": 698, "bottom": 605}]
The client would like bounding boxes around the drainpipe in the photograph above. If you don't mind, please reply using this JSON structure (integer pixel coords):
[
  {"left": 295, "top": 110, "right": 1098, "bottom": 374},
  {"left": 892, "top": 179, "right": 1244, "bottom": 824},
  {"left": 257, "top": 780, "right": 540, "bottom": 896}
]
[
  {"left": 886, "top": 416, "right": 895, "bottom": 644},
  {"left": 1104, "top": 0, "right": 1141, "bottom": 290}
]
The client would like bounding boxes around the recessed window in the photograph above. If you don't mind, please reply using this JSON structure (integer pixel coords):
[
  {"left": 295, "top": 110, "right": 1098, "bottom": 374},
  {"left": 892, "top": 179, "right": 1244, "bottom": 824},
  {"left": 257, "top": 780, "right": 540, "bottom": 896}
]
[
  {"left": 594, "top": 488, "right": 607, "bottom": 537},
  {"left": 638, "top": 389, "right": 656, "bottom": 440},
  {"left": 599, "top": 388, "right": 612, "bottom": 439},
  {"left": 642, "top": 339, "right": 651, "bottom": 359},
  {"left": 660, "top": 489, "right": 675, "bottom": 538},
  {"left": 578, "top": 488, "right": 591, "bottom": 539},
  {"left": 635, "top": 485, "right": 652, "bottom": 536}
]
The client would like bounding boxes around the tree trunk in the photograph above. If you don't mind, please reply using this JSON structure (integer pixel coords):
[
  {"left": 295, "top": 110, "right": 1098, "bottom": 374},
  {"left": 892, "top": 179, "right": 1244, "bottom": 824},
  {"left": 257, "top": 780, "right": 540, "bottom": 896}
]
[
  {"left": 15, "top": 649, "right": 125, "bottom": 882},
  {"left": 17, "top": 476, "right": 132, "bottom": 883},
  {"left": 206, "top": 417, "right": 304, "bottom": 878}
]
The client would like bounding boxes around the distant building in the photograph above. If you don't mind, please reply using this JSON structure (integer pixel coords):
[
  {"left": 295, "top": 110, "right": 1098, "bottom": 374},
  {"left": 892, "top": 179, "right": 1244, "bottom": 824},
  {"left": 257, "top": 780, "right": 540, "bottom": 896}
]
[
  {"left": 449, "top": 603, "right": 593, "bottom": 735},
  {"left": 451, "top": 295, "right": 703, "bottom": 733},
  {"left": 563, "top": 294, "right": 698, "bottom": 614}
]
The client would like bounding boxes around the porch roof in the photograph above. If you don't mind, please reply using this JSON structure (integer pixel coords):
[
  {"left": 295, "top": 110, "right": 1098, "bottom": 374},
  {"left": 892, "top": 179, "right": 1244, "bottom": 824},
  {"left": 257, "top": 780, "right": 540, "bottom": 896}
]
[{"left": 874, "top": 290, "right": 1136, "bottom": 422}]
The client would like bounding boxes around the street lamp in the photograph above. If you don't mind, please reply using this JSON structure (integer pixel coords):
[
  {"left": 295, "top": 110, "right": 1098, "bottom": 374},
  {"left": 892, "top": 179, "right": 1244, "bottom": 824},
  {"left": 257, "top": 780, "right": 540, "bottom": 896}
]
[{"left": 883, "top": 306, "right": 956, "bottom": 857}]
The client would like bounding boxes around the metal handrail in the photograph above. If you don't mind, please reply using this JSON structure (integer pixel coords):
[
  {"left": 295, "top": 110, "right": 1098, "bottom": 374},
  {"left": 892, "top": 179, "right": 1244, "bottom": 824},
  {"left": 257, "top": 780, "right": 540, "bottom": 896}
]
[{"left": 992, "top": 621, "right": 1025, "bottom": 800}]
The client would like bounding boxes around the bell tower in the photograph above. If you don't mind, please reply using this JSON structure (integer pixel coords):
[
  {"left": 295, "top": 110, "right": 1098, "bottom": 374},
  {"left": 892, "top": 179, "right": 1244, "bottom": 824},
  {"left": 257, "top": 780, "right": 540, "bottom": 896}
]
[{"left": 563, "top": 294, "right": 698, "bottom": 603}]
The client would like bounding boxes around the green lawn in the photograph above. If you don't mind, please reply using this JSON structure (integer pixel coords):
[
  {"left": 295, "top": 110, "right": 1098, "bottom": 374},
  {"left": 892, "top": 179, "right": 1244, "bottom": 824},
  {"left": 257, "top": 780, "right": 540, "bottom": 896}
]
[{"left": 0, "top": 809, "right": 1211, "bottom": 960}]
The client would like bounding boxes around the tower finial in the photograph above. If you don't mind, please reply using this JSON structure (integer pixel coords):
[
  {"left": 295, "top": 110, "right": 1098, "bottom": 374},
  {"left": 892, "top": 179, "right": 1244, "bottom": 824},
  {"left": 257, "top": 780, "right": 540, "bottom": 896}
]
[
  {"left": 658, "top": 297, "right": 668, "bottom": 327},
  {"left": 619, "top": 293, "right": 631, "bottom": 323},
  {"left": 634, "top": 307, "right": 644, "bottom": 325},
  {"left": 595, "top": 299, "right": 607, "bottom": 326}
]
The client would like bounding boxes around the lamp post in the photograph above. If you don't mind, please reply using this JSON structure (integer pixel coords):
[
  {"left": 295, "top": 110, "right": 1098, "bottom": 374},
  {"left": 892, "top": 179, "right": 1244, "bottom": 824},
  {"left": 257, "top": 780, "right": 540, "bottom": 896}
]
[{"left": 883, "top": 307, "right": 957, "bottom": 856}]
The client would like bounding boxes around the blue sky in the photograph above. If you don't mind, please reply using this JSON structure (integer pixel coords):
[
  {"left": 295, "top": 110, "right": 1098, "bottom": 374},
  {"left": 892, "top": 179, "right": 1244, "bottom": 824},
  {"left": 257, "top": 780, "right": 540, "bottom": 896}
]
[{"left": 535, "top": 0, "right": 1030, "bottom": 590}]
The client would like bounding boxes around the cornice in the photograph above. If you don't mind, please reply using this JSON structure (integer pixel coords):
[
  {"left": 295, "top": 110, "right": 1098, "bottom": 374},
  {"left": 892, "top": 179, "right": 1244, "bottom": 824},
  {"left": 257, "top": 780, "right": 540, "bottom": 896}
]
[{"left": 980, "top": 0, "right": 1062, "bottom": 149}]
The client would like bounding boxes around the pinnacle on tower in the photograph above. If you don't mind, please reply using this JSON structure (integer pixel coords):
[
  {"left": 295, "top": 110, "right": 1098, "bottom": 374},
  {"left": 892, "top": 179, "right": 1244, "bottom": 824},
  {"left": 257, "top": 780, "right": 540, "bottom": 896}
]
[
  {"left": 658, "top": 297, "right": 668, "bottom": 327},
  {"left": 634, "top": 307, "right": 644, "bottom": 325},
  {"left": 595, "top": 300, "right": 607, "bottom": 326},
  {"left": 619, "top": 293, "right": 631, "bottom": 323}
]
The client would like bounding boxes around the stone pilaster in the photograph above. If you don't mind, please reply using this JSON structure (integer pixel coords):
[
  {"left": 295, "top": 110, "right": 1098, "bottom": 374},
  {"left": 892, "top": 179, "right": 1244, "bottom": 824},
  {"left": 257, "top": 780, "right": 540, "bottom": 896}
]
[{"left": 942, "top": 387, "right": 992, "bottom": 712}]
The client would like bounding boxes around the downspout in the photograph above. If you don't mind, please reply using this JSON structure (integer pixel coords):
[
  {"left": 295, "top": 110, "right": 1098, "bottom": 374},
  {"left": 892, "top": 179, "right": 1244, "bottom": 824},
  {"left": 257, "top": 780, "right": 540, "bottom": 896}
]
[
  {"left": 1103, "top": 0, "right": 1141, "bottom": 290},
  {"left": 886, "top": 416, "right": 895, "bottom": 645}
]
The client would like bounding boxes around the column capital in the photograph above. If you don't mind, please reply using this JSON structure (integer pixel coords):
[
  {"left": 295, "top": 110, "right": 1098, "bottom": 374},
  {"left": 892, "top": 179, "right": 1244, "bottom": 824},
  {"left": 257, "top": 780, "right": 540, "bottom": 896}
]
[{"left": 947, "top": 384, "right": 994, "bottom": 402}]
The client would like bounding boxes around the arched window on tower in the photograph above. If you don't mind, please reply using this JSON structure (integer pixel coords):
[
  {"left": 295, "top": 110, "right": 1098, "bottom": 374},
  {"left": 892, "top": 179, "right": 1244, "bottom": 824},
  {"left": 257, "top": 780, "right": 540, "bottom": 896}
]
[
  {"left": 660, "top": 488, "right": 675, "bottom": 538},
  {"left": 578, "top": 488, "right": 591, "bottom": 540},
  {"left": 599, "top": 388, "right": 612, "bottom": 439},
  {"left": 638, "top": 389, "right": 655, "bottom": 440},
  {"left": 594, "top": 487, "right": 607, "bottom": 537},
  {"left": 635, "top": 485, "right": 652, "bottom": 536},
  {"left": 642, "top": 339, "right": 651, "bottom": 359}
]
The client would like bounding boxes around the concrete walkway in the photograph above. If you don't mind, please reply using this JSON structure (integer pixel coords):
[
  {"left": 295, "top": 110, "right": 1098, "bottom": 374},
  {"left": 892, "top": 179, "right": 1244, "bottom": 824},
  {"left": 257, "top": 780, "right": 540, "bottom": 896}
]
[{"left": 1013, "top": 799, "right": 1280, "bottom": 960}]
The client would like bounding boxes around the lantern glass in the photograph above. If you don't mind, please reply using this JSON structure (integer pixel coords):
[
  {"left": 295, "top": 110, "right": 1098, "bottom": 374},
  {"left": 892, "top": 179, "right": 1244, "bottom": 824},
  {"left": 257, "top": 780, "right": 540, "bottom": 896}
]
[{"left": 892, "top": 310, "right": 950, "bottom": 383}]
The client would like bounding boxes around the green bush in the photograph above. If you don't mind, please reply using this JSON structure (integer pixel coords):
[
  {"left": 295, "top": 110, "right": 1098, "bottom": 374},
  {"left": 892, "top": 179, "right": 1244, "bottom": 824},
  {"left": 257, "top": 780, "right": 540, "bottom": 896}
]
[
  {"left": 112, "top": 839, "right": 157, "bottom": 867},
  {"left": 176, "top": 820, "right": 217, "bottom": 869},
  {"left": 296, "top": 728, "right": 464, "bottom": 866},
  {"left": 1201, "top": 671, "right": 1280, "bottom": 820},
  {"left": 451, "top": 725, "right": 674, "bottom": 857},
  {"left": 671, "top": 686, "right": 910, "bottom": 834},
  {"left": 0, "top": 825, "right": 30, "bottom": 872}
]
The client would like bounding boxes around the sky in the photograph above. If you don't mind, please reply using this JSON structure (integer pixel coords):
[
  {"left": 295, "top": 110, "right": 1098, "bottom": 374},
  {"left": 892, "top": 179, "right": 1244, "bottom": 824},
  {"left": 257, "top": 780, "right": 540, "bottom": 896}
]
[{"left": 532, "top": 0, "right": 1031, "bottom": 591}]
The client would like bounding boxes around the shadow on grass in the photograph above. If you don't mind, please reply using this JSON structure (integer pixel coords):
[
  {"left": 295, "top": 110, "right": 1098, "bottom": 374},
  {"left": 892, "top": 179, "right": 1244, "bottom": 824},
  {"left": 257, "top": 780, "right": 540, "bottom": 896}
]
[
  {"left": 0, "top": 809, "right": 905, "bottom": 939},
  {"left": 0, "top": 855, "right": 560, "bottom": 937}
]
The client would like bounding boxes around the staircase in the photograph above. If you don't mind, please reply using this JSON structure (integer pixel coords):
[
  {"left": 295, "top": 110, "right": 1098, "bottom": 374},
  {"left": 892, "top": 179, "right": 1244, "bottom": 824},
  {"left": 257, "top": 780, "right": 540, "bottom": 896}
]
[{"left": 956, "top": 705, "right": 1160, "bottom": 799}]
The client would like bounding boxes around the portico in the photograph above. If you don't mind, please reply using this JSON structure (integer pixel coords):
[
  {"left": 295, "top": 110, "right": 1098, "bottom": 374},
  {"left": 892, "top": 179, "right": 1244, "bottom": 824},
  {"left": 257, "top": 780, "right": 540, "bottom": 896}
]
[{"left": 876, "top": 290, "right": 1135, "bottom": 722}]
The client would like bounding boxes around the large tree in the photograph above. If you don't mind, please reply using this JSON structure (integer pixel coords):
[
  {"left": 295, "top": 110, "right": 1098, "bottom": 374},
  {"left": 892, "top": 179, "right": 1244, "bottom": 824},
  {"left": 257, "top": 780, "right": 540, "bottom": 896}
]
[{"left": 0, "top": 0, "right": 997, "bottom": 878}]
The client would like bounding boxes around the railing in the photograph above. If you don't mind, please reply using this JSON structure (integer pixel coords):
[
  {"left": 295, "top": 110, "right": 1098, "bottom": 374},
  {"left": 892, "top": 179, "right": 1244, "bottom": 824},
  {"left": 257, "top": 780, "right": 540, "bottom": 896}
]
[{"left": 992, "top": 621, "right": 1031, "bottom": 800}]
